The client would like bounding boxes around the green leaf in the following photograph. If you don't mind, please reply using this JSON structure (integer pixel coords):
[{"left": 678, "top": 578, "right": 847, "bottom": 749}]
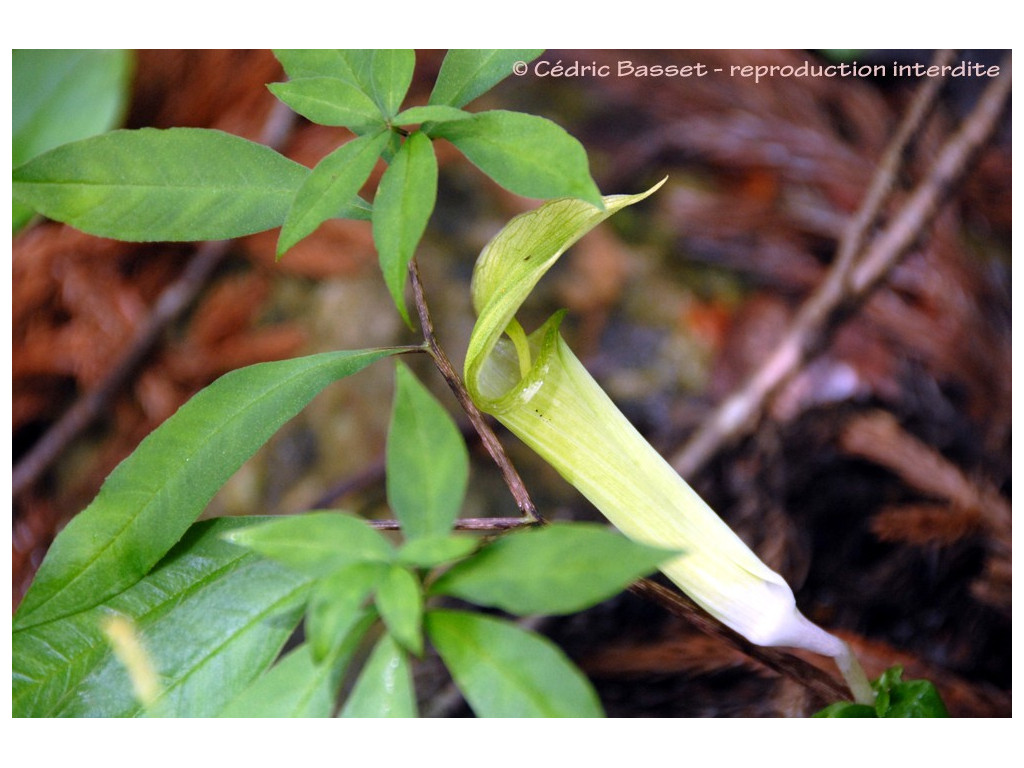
[
  {"left": 874, "top": 665, "right": 898, "bottom": 714},
  {"left": 307, "top": 563, "right": 387, "bottom": 662},
  {"left": 13, "top": 348, "right": 399, "bottom": 631},
  {"left": 362, "top": 50, "right": 416, "bottom": 119},
  {"left": 224, "top": 512, "right": 394, "bottom": 578},
  {"left": 884, "top": 678, "right": 950, "bottom": 717},
  {"left": 218, "top": 613, "right": 375, "bottom": 718},
  {"left": 13, "top": 518, "right": 312, "bottom": 718},
  {"left": 386, "top": 363, "right": 469, "bottom": 540},
  {"left": 372, "top": 131, "right": 438, "bottom": 324},
  {"left": 812, "top": 665, "right": 951, "bottom": 718},
  {"left": 268, "top": 78, "right": 384, "bottom": 133},
  {"left": 426, "top": 610, "right": 602, "bottom": 717},
  {"left": 428, "top": 110, "right": 602, "bottom": 207},
  {"left": 874, "top": 666, "right": 950, "bottom": 718},
  {"left": 274, "top": 49, "right": 360, "bottom": 82},
  {"left": 340, "top": 633, "right": 417, "bottom": 717},
  {"left": 277, "top": 129, "right": 390, "bottom": 257},
  {"left": 282, "top": 50, "right": 413, "bottom": 123},
  {"left": 429, "top": 50, "right": 544, "bottom": 108},
  {"left": 393, "top": 105, "right": 471, "bottom": 126},
  {"left": 217, "top": 644, "right": 335, "bottom": 718},
  {"left": 380, "top": 129, "right": 403, "bottom": 165},
  {"left": 337, "top": 194, "right": 373, "bottom": 221},
  {"left": 431, "top": 523, "right": 672, "bottom": 615},
  {"left": 13, "top": 128, "right": 309, "bottom": 241},
  {"left": 338, "top": 51, "right": 377, "bottom": 94},
  {"left": 396, "top": 534, "right": 479, "bottom": 568},
  {"left": 13, "top": 200, "right": 36, "bottom": 233},
  {"left": 374, "top": 566, "right": 423, "bottom": 656},
  {"left": 812, "top": 702, "right": 878, "bottom": 718},
  {"left": 13, "top": 50, "right": 133, "bottom": 234},
  {"left": 13, "top": 50, "right": 133, "bottom": 168}
]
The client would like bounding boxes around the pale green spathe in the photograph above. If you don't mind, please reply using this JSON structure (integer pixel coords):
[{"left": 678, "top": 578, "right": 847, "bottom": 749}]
[{"left": 464, "top": 182, "right": 873, "bottom": 703}]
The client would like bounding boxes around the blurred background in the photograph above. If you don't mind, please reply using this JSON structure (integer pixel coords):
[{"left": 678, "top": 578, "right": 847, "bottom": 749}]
[{"left": 11, "top": 49, "right": 1011, "bottom": 716}]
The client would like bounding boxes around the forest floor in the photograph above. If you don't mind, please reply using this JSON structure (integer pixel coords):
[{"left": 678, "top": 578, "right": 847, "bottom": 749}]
[{"left": 12, "top": 49, "right": 1012, "bottom": 717}]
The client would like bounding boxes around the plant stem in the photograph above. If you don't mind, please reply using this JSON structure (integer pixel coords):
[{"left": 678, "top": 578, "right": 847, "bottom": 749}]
[
  {"left": 370, "top": 516, "right": 536, "bottom": 531},
  {"left": 409, "top": 259, "right": 542, "bottom": 523}
]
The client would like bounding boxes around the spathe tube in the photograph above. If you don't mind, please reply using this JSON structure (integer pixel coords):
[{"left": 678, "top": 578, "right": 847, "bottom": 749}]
[{"left": 464, "top": 182, "right": 873, "bottom": 705}]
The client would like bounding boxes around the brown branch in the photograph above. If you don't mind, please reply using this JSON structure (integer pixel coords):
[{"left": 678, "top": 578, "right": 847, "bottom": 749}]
[
  {"left": 828, "top": 49, "right": 956, "bottom": 283},
  {"left": 409, "top": 259, "right": 542, "bottom": 523},
  {"left": 672, "top": 51, "right": 1011, "bottom": 478},
  {"left": 13, "top": 100, "right": 298, "bottom": 499},
  {"left": 628, "top": 578, "right": 850, "bottom": 705},
  {"left": 847, "top": 59, "right": 1011, "bottom": 296},
  {"left": 369, "top": 516, "right": 537, "bottom": 532}
]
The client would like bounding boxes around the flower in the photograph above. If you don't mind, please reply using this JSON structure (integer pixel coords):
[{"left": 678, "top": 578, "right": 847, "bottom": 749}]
[{"left": 464, "top": 182, "right": 873, "bottom": 704}]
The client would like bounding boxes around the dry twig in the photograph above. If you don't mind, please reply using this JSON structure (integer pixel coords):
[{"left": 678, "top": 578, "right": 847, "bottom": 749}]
[
  {"left": 370, "top": 516, "right": 537, "bottom": 532},
  {"left": 672, "top": 52, "right": 1012, "bottom": 478}
]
